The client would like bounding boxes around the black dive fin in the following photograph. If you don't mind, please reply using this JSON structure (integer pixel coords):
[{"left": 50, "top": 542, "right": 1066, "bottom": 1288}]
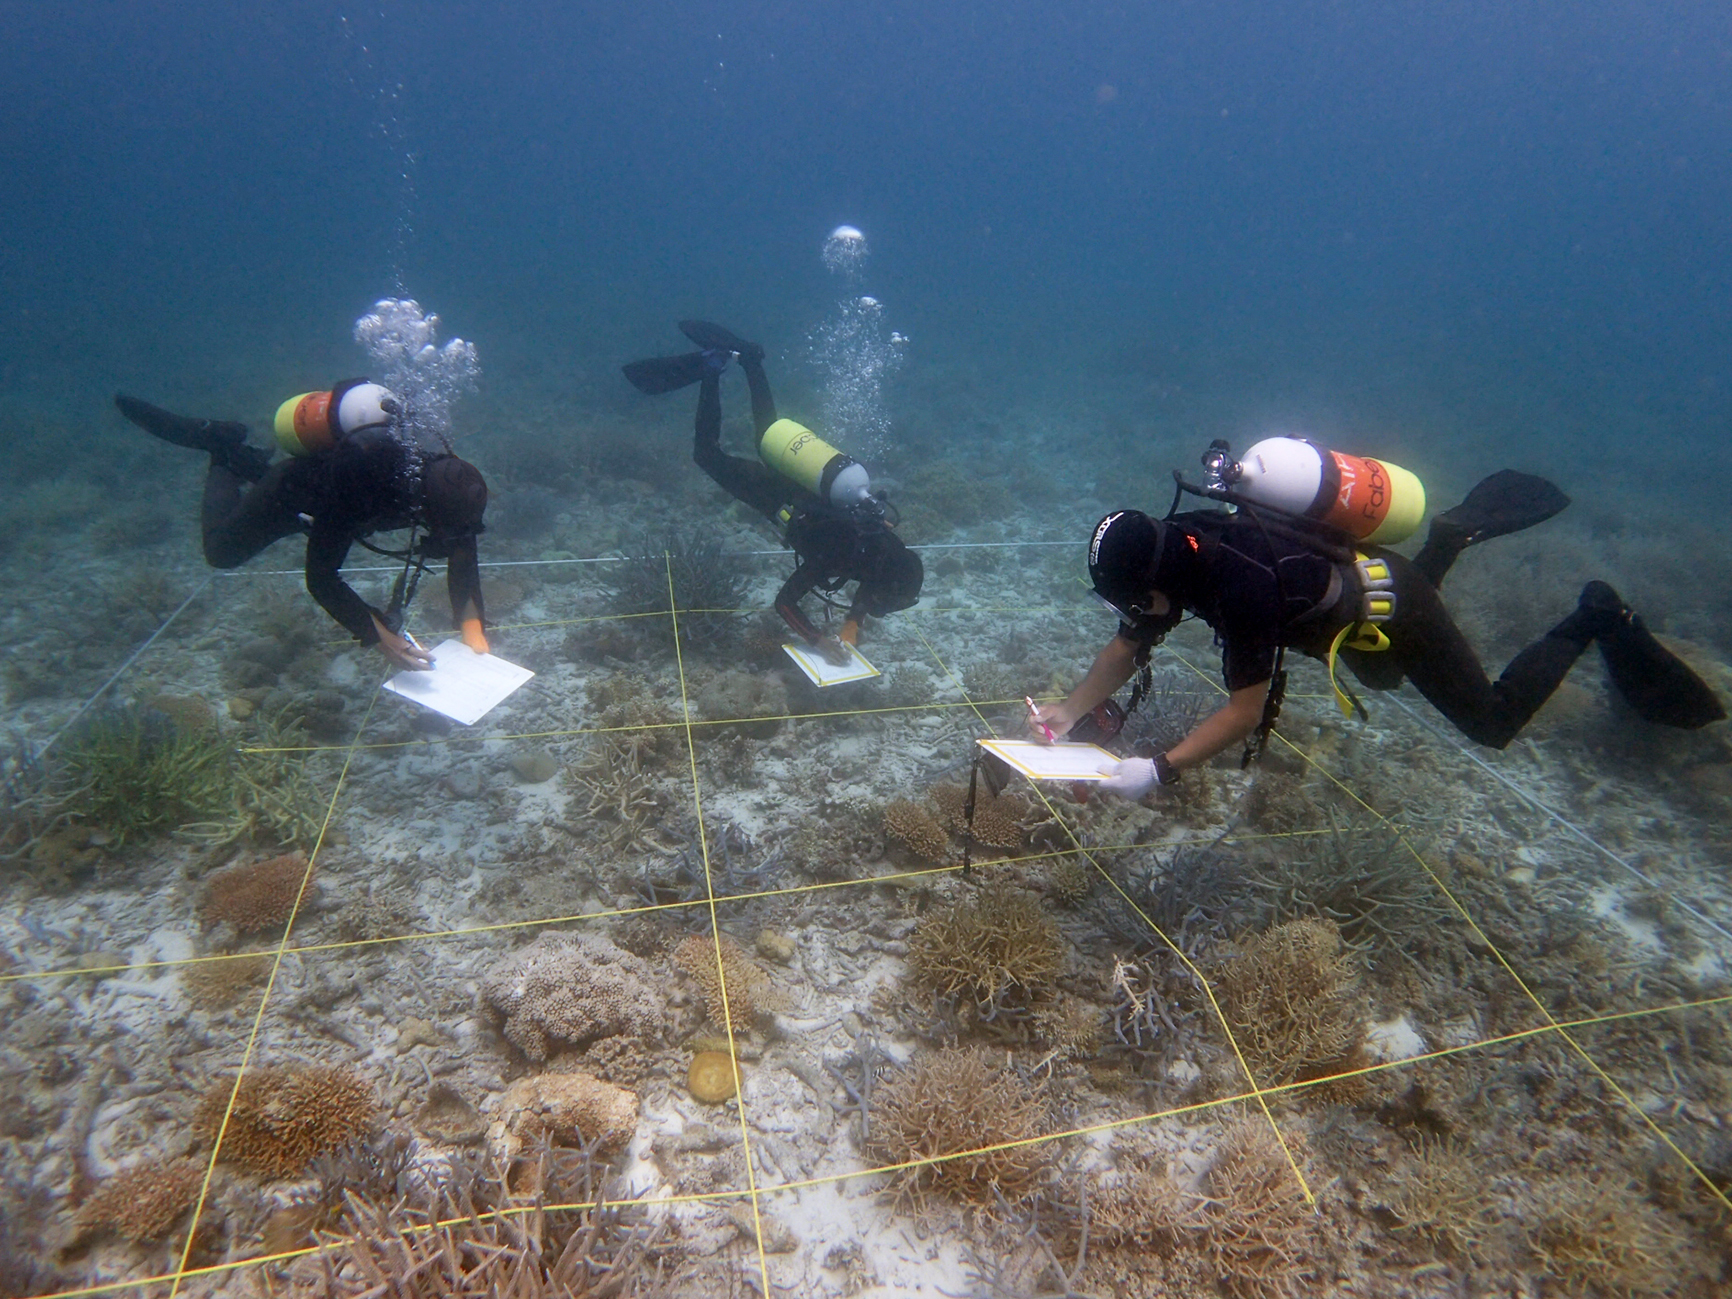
[
  {"left": 621, "top": 352, "right": 711, "bottom": 395},
  {"left": 1434, "top": 470, "right": 1571, "bottom": 545},
  {"left": 678, "top": 319, "right": 763, "bottom": 358},
  {"left": 115, "top": 393, "right": 248, "bottom": 453},
  {"left": 1599, "top": 613, "right": 1726, "bottom": 730}
]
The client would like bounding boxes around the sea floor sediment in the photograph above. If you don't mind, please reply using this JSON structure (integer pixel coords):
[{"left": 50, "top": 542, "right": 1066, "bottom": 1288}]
[{"left": 3, "top": 524, "right": 1731, "bottom": 1298}]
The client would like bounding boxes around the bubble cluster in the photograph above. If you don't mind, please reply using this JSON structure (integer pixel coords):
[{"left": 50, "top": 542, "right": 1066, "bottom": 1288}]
[
  {"left": 809, "top": 293, "right": 906, "bottom": 459},
  {"left": 352, "top": 299, "right": 480, "bottom": 454},
  {"left": 821, "top": 225, "right": 869, "bottom": 281}
]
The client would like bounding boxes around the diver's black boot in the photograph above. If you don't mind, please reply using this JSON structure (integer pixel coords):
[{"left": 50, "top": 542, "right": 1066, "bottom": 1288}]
[
  {"left": 677, "top": 320, "right": 765, "bottom": 361},
  {"left": 116, "top": 393, "right": 270, "bottom": 482},
  {"left": 1577, "top": 581, "right": 1728, "bottom": 729}
]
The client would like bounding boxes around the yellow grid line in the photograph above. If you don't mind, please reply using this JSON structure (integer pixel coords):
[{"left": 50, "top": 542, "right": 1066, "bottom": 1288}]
[
  {"left": 6, "top": 832, "right": 1356, "bottom": 987},
  {"left": 664, "top": 554, "right": 775, "bottom": 1299},
  {"left": 44, "top": 982, "right": 1732, "bottom": 1298},
  {"left": 19, "top": 564, "right": 1731, "bottom": 1290},
  {"left": 1172, "top": 637, "right": 1732, "bottom": 1211},
  {"left": 168, "top": 687, "right": 380, "bottom": 1296},
  {"left": 913, "top": 627, "right": 1320, "bottom": 1202}
]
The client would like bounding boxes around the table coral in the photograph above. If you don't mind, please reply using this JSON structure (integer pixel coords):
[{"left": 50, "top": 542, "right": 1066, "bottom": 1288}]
[{"left": 479, "top": 931, "right": 666, "bottom": 1062}]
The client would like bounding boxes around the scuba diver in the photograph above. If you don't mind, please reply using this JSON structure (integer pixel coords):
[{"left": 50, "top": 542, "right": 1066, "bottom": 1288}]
[
  {"left": 1033, "top": 437, "right": 1725, "bottom": 798},
  {"left": 115, "top": 382, "right": 490, "bottom": 672},
  {"left": 622, "top": 320, "right": 923, "bottom": 664}
]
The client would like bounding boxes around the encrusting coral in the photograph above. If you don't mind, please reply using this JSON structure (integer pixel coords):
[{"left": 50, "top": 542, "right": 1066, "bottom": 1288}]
[
  {"left": 74, "top": 1157, "right": 205, "bottom": 1243},
  {"left": 199, "top": 852, "right": 313, "bottom": 936},
  {"left": 489, "top": 1072, "right": 639, "bottom": 1194},
  {"left": 479, "top": 931, "right": 666, "bottom": 1062},
  {"left": 1215, "top": 917, "right": 1363, "bottom": 1086},
  {"left": 905, "top": 882, "right": 1065, "bottom": 1015},
  {"left": 194, "top": 1063, "right": 376, "bottom": 1179},
  {"left": 867, "top": 1046, "right": 1051, "bottom": 1207}
]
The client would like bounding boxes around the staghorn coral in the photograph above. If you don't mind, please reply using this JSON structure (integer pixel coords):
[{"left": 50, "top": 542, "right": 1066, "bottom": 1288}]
[
  {"left": 565, "top": 735, "right": 666, "bottom": 854},
  {"left": 75, "top": 1156, "right": 205, "bottom": 1243},
  {"left": 672, "top": 932, "right": 781, "bottom": 1028},
  {"left": 199, "top": 851, "right": 314, "bottom": 936},
  {"left": 195, "top": 1063, "right": 377, "bottom": 1180},
  {"left": 605, "top": 528, "right": 747, "bottom": 650},
  {"left": 263, "top": 1133, "right": 413, "bottom": 1255},
  {"left": 54, "top": 703, "right": 235, "bottom": 844},
  {"left": 1203, "top": 1120, "right": 1314, "bottom": 1298},
  {"left": 1214, "top": 918, "right": 1363, "bottom": 1086},
  {"left": 1525, "top": 1175, "right": 1685, "bottom": 1299},
  {"left": 1383, "top": 1137, "right": 1498, "bottom": 1257},
  {"left": 883, "top": 797, "right": 951, "bottom": 863},
  {"left": 867, "top": 1046, "right": 1051, "bottom": 1208},
  {"left": 479, "top": 931, "right": 665, "bottom": 1063},
  {"left": 905, "top": 883, "right": 1065, "bottom": 1016},
  {"left": 285, "top": 1133, "right": 666, "bottom": 1297}
]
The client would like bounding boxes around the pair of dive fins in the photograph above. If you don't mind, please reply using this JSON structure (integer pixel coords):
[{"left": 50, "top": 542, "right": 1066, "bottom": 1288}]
[
  {"left": 623, "top": 320, "right": 758, "bottom": 395},
  {"left": 1427, "top": 469, "right": 1723, "bottom": 729}
]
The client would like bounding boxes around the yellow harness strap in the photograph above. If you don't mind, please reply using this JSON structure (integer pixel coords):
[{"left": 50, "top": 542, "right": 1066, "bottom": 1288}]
[{"left": 1324, "top": 554, "right": 1397, "bottom": 717}]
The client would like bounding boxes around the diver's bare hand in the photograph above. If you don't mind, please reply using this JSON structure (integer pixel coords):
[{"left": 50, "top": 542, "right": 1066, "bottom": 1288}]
[
  {"left": 1028, "top": 704, "right": 1074, "bottom": 743},
  {"left": 817, "top": 635, "right": 853, "bottom": 667},
  {"left": 371, "top": 617, "right": 433, "bottom": 671}
]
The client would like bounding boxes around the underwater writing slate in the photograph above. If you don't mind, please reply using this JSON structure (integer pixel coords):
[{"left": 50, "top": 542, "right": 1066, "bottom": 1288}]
[
  {"left": 383, "top": 639, "right": 535, "bottom": 726},
  {"left": 782, "top": 641, "right": 881, "bottom": 687},
  {"left": 976, "top": 738, "right": 1119, "bottom": 781}
]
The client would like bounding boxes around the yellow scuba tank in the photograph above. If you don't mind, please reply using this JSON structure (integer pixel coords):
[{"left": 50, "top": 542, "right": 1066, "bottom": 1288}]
[
  {"left": 758, "top": 418, "right": 873, "bottom": 508},
  {"left": 273, "top": 381, "right": 400, "bottom": 457},
  {"left": 1229, "top": 436, "right": 1426, "bottom": 544}
]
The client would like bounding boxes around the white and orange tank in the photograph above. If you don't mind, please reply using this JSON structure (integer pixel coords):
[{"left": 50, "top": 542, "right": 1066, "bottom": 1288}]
[{"left": 1232, "top": 437, "right": 1426, "bottom": 545}]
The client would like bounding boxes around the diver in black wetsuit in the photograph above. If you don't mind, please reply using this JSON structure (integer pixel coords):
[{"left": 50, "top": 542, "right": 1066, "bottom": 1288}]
[
  {"left": 623, "top": 321, "right": 923, "bottom": 665},
  {"left": 1035, "top": 471, "right": 1724, "bottom": 797},
  {"left": 115, "top": 383, "right": 490, "bottom": 672}
]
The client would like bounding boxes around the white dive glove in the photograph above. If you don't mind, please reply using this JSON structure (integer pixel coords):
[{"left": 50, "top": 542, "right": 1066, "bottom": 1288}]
[{"left": 1096, "top": 753, "right": 1176, "bottom": 800}]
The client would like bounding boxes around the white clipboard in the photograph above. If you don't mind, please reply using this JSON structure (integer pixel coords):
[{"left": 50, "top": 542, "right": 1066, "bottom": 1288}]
[
  {"left": 383, "top": 639, "right": 535, "bottom": 726},
  {"left": 782, "top": 641, "right": 881, "bottom": 687},
  {"left": 977, "top": 738, "right": 1120, "bottom": 782}
]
